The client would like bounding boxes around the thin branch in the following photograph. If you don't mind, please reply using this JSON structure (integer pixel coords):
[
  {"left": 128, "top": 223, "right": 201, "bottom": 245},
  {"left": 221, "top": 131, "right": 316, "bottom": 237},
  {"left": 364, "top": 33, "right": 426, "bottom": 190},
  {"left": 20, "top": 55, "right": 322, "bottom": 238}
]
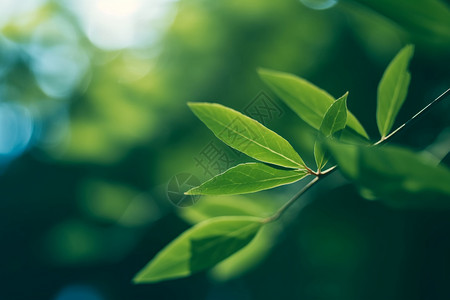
[
  {"left": 264, "top": 176, "right": 319, "bottom": 223},
  {"left": 266, "top": 87, "right": 450, "bottom": 223},
  {"left": 374, "top": 88, "right": 450, "bottom": 146},
  {"left": 319, "top": 165, "right": 337, "bottom": 175}
]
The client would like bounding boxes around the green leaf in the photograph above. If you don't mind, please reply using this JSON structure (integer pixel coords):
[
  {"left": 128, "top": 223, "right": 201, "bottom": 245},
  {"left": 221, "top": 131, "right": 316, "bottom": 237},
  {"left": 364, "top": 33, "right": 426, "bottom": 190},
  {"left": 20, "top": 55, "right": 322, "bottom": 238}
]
[
  {"left": 177, "top": 195, "right": 282, "bottom": 281},
  {"left": 133, "top": 216, "right": 263, "bottom": 283},
  {"left": 314, "top": 92, "right": 348, "bottom": 170},
  {"left": 211, "top": 224, "right": 280, "bottom": 281},
  {"left": 318, "top": 92, "right": 348, "bottom": 136},
  {"left": 186, "top": 162, "right": 309, "bottom": 195},
  {"left": 377, "top": 44, "right": 414, "bottom": 138},
  {"left": 326, "top": 141, "right": 450, "bottom": 208},
  {"left": 258, "top": 68, "right": 368, "bottom": 139},
  {"left": 188, "top": 102, "right": 306, "bottom": 169}
]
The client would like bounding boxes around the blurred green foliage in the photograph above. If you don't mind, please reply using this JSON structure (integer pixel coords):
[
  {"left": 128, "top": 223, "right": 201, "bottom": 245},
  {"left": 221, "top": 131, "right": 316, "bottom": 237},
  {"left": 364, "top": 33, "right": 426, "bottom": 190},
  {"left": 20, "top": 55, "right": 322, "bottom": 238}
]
[{"left": 0, "top": 0, "right": 449, "bottom": 299}]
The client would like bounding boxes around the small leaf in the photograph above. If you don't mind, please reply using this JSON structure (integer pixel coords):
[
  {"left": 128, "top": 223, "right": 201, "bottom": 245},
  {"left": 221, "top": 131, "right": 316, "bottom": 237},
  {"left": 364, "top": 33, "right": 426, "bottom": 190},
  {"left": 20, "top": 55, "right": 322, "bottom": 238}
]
[
  {"left": 326, "top": 141, "right": 450, "bottom": 208},
  {"left": 314, "top": 92, "right": 348, "bottom": 170},
  {"left": 133, "top": 216, "right": 264, "bottom": 283},
  {"left": 313, "top": 143, "right": 328, "bottom": 172},
  {"left": 377, "top": 44, "right": 414, "bottom": 138},
  {"left": 319, "top": 92, "right": 348, "bottom": 136},
  {"left": 258, "top": 69, "right": 368, "bottom": 138},
  {"left": 188, "top": 102, "right": 306, "bottom": 169},
  {"left": 186, "top": 163, "right": 309, "bottom": 195}
]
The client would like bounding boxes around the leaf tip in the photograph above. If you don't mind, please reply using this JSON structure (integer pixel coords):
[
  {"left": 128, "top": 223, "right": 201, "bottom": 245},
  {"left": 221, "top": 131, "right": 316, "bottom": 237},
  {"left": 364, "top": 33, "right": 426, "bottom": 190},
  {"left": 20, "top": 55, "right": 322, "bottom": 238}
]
[
  {"left": 132, "top": 272, "right": 152, "bottom": 285},
  {"left": 256, "top": 67, "right": 270, "bottom": 74},
  {"left": 187, "top": 102, "right": 198, "bottom": 112},
  {"left": 187, "top": 101, "right": 200, "bottom": 108},
  {"left": 257, "top": 68, "right": 288, "bottom": 81},
  {"left": 404, "top": 44, "right": 415, "bottom": 53},
  {"left": 184, "top": 188, "right": 199, "bottom": 195},
  {"left": 131, "top": 275, "right": 142, "bottom": 284},
  {"left": 336, "top": 91, "right": 349, "bottom": 102},
  {"left": 398, "top": 44, "right": 415, "bottom": 66},
  {"left": 257, "top": 67, "right": 274, "bottom": 79}
]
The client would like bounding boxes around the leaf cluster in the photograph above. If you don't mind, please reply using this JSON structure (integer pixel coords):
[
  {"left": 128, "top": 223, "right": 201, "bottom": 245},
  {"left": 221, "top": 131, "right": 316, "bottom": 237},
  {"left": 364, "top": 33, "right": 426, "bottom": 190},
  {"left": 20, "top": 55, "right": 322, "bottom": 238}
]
[{"left": 134, "top": 45, "right": 450, "bottom": 283}]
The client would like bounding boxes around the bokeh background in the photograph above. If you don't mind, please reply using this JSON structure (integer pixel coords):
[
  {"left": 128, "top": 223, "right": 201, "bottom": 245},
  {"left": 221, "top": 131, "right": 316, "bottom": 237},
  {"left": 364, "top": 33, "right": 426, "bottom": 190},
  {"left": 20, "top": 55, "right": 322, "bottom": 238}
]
[{"left": 1, "top": 0, "right": 450, "bottom": 299}]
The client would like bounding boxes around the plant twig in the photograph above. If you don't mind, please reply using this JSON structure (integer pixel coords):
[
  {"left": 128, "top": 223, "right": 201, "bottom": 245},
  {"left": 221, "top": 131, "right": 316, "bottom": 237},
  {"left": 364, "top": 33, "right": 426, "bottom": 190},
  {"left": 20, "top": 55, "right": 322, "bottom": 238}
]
[
  {"left": 264, "top": 176, "right": 319, "bottom": 223},
  {"left": 374, "top": 88, "right": 450, "bottom": 146},
  {"left": 266, "top": 87, "right": 450, "bottom": 223}
]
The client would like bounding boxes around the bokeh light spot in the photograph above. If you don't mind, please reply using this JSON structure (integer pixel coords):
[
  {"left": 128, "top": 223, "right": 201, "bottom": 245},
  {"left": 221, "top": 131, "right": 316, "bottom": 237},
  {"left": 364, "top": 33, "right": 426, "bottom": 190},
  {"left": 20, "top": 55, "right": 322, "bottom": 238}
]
[
  {"left": 0, "top": 103, "right": 34, "bottom": 161},
  {"left": 54, "top": 284, "right": 103, "bottom": 300},
  {"left": 63, "top": 0, "right": 177, "bottom": 50},
  {"left": 0, "top": 36, "right": 17, "bottom": 77},
  {"left": 30, "top": 45, "right": 89, "bottom": 98},
  {"left": 0, "top": 0, "right": 46, "bottom": 27}
]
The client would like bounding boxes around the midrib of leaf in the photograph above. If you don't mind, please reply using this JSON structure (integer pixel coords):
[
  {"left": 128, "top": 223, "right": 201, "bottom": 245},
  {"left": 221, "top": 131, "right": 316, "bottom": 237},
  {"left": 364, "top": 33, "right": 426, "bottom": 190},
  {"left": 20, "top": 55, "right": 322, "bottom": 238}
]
[
  {"left": 327, "top": 103, "right": 344, "bottom": 135},
  {"left": 382, "top": 69, "right": 407, "bottom": 137},
  {"left": 207, "top": 173, "right": 306, "bottom": 188},
  {"left": 208, "top": 114, "right": 305, "bottom": 169}
]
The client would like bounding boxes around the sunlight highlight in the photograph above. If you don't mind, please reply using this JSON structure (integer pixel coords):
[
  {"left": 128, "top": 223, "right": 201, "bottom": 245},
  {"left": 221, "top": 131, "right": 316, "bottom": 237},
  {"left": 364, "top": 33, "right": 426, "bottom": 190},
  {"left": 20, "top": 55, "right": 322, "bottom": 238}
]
[{"left": 64, "top": 0, "right": 178, "bottom": 50}]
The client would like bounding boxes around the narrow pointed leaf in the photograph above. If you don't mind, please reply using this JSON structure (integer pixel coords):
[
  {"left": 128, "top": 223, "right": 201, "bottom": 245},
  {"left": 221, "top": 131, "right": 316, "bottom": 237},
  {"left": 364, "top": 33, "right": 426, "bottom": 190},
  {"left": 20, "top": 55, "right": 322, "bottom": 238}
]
[
  {"left": 319, "top": 92, "right": 348, "bottom": 136},
  {"left": 178, "top": 195, "right": 282, "bottom": 281},
  {"left": 377, "top": 44, "right": 414, "bottom": 137},
  {"left": 133, "top": 216, "right": 263, "bottom": 283},
  {"left": 313, "top": 142, "right": 328, "bottom": 172},
  {"left": 188, "top": 102, "right": 306, "bottom": 169},
  {"left": 314, "top": 92, "right": 348, "bottom": 170},
  {"left": 326, "top": 141, "right": 450, "bottom": 208},
  {"left": 258, "top": 69, "right": 368, "bottom": 138},
  {"left": 186, "top": 163, "right": 309, "bottom": 195}
]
